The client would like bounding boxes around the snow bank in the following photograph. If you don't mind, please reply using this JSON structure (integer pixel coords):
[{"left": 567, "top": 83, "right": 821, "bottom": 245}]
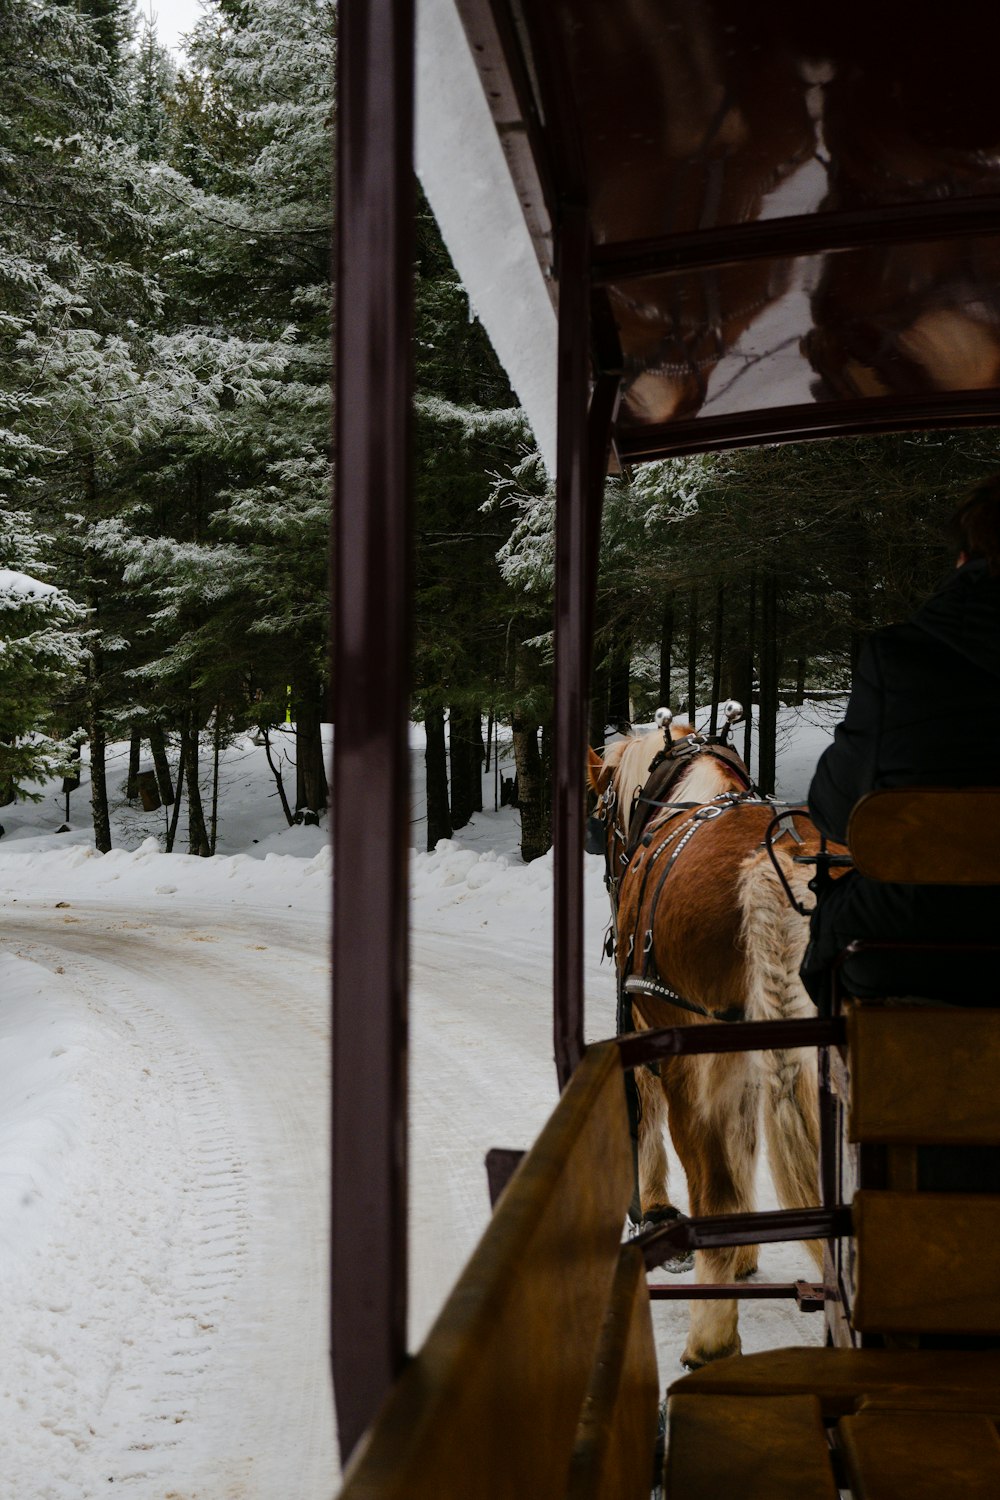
[
  {"left": 0, "top": 837, "right": 333, "bottom": 913},
  {"left": 412, "top": 840, "right": 604, "bottom": 945}
]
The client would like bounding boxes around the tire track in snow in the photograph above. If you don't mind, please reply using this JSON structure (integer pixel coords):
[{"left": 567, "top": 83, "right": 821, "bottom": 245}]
[{"left": 0, "top": 906, "right": 336, "bottom": 1499}]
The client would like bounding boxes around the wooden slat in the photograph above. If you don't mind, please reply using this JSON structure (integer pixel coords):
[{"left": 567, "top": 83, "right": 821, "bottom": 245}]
[
  {"left": 839, "top": 1411, "right": 1000, "bottom": 1499},
  {"left": 567, "top": 1244, "right": 659, "bottom": 1500},
  {"left": 847, "top": 787, "right": 1000, "bottom": 885},
  {"left": 853, "top": 1190, "right": 1000, "bottom": 1334},
  {"left": 338, "top": 1043, "right": 633, "bottom": 1500},
  {"left": 664, "top": 1394, "right": 837, "bottom": 1499},
  {"left": 666, "top": 1347, "right": 1000, "bottom": 1415},
  {"left": 858, "top": 1388, "right": 1000, "bottom": 1419},
  {"left": 849, "top": 1006, "right": 1000, "bottom": 1145}
]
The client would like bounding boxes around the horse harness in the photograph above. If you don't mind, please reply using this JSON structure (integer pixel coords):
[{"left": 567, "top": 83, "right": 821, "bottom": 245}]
[{"left": 593, "top": 734, "right": 767, "bottom": 1031}]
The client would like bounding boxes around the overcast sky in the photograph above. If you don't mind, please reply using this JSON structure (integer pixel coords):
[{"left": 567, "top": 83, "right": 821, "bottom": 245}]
[{"left": 146, "top": 0, "right": 204, "bottom": 56}]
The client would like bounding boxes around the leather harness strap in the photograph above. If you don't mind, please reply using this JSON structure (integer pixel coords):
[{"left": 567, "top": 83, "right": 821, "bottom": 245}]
[
  {"left": 630, "top": 792, "right": 759, "bottom": 1024},
  {"left": 596, "top": 732, "right": 771, "bottom": 1039}
]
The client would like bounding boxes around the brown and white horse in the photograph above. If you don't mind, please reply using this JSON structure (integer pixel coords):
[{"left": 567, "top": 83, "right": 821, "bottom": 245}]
[{"left": 589, "top": 720, "right": 827, "bottom": 1368}]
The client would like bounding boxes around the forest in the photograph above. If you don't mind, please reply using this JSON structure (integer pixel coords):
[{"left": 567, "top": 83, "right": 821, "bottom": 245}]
[{"left": 2, "top": 0, "right": 997, "bottom": 863}]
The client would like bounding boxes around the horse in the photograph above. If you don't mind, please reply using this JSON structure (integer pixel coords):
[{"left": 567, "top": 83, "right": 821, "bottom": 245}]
[{"left": 588, "top": 713, "right": 829, "bottom": 1369}]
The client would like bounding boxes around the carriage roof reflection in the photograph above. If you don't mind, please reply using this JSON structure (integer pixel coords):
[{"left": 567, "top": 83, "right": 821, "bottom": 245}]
[{"left": 332, "top": 0, "right": 1000, "bottom": 1482}]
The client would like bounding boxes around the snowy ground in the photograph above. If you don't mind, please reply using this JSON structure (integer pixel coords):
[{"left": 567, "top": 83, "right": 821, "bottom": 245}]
[{"left": 0, "top": 703, "right": 841, "bottom": 1496}]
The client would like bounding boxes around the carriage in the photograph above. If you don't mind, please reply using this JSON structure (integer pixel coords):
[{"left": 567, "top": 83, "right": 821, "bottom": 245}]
[{"left": 331, "top": 3, "right": 1000, "bottom": 1493}]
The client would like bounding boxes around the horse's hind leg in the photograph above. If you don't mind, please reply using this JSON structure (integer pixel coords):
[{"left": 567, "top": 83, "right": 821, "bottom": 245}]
[
  {"left": 631, "top": 1011, "right": 684, "bottom": 1228},
  {"left": 762, "top": 1046, "right": 823, "bottom": 1272},
  {"left": 665, "top": 1054, "right": 760, "bottom": 1368}
]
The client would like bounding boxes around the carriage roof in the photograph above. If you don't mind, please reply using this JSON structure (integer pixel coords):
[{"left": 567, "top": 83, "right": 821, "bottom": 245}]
[{"left": 418, "top": 0, "right": 1000, "bottom": 470}]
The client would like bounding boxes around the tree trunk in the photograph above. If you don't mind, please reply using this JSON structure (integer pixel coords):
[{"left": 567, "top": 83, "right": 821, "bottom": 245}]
[
  {"left": 294, "top": 678, "right": 328, "bottom": 824},
  {"left": 90, "top": 719, "right": 112, "bottom": 853},
  {"left": 607, "top": 641, "right": 631, "bottom": 733},
  {"left": 511, "top": 712, "right": 550, "bottom": 862},
  {"left": 848, "top": 508, "right": 873, "bottom": 676},
  {"left": 210, "top": 705, "right": 222, "bottom": 855},
  {"left": 186, "top": 713, "right": 211, "bottom": 857},
  {"left": 758, "top": 575, "right": 780, "bottom": 795},
  {"left": 425, "top": 706, "right": 452, "bottom": 850},
  {"left": 658, "top": 592, "right": 674, "bottom": 708},
  {"left": 165, "top": 739, "right": 187, "bottom": 854},
  {"left": 709, "top": 583, "right": 724, "bottom": 737},
  {"left": 589, "top": 659, "right": 609, "bottom": 752},
  {"left": 794, "top": 657, "right": 807, "bottom": 706},
  {"left": 448, "top": 706, "right": 479, "bottom": 831},
  {"left": 62, "top": 743, "right": 81, "bottom": 822},
  {"left": 127, "top": 728, "right": 141, "bottom": 801},
  {"left": 484, "top": 707, "right": 494, "bottom": 774},
  {"left": 743, "top": 571, "right": 756, "bottom": 770},
  {"left": 686, "top": 588, "right": 699, "bottom": 724},
  {"left": 471, "top": 711, "right": 484, "bottom": 813},
  {"left": 262, "top": 726, "right": 295, "bottom": 826},
  {"left": 149, "top": 725, "right": 175, "bottom": 804}
]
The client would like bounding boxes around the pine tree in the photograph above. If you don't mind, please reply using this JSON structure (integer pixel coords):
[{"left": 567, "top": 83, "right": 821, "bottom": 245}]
[{"left": 0, "top": 509, "right": 86, "bottom": 802}]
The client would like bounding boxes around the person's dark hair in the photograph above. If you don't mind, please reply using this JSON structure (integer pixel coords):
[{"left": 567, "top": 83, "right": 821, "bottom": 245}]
[{"left": 949, "top": 476, "right": 1000, "bottom": 573}]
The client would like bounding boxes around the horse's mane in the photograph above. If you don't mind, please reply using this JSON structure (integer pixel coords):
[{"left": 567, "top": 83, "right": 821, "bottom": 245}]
[{"left": 601, "top": 724, "right": 742, "bottom": 809}]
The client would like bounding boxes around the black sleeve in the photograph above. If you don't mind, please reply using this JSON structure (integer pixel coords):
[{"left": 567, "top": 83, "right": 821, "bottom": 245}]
[{"left": 807, "top": 636, "right": 883, "bottom": 844}]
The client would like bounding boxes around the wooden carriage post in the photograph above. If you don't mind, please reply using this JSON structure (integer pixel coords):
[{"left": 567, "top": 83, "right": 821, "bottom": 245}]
[{"left": 332, "top": 0, "right": 415, "bottom": 1464}]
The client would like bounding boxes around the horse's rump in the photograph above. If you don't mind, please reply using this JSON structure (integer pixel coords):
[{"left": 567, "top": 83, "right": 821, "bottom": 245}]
[{"left": 617, "top": 801, "right": 818, "bottom": 1021}]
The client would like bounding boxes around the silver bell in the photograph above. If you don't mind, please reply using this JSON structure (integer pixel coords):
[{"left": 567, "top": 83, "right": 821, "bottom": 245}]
[{"left": 654, "top": 706, "right": 673, "bottom": 746}]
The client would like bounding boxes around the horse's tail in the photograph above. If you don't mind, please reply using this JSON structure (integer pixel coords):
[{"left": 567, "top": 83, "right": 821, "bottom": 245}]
[{"left": 737, "top": 848, "right": 822, "bottom": 1269}]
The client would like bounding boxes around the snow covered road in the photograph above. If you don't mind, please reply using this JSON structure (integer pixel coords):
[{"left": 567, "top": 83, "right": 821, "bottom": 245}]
[
  {"left": 0, "top": 900, "right": 336, "bottom": 1499},
  {"left": 0, "top": 714, "right": 832, "bottom": 1497}
]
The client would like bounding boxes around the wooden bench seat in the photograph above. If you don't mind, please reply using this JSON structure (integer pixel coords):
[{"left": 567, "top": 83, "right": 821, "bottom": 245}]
[
  {"left": 847, "top": 787, "right": 1000, "bottom": 885},
  {"left": 664, "top": 1394, "right": 837, "bottom": 1499},
  {"left": 838, "top": 1411, "right": 1000, "bottom": 1499},
  {"left": 853, "top": 1190, "right": 1000, "bottom": 1334},
  {"left": 856, "top": 1387, "right": 1000, "bottom": 1418},
  {"left": 666, "top": 1347, "right": 1000, "bottom": 1416},
  {"left": 849, "top": 1006, "right": 1000, "bottom": 1146}
]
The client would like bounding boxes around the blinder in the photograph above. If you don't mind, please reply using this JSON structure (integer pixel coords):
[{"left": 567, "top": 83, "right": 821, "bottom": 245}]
[{"left": 585, "top": 812, "right": 607, "bottom": 856}]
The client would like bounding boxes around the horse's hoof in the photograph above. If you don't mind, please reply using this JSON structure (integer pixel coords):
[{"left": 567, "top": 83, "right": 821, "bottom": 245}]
[
  {"left": 626, "top": 1210, "right": 693, "bottom": 1272},
  {"left": 641, "top": 1206, "right": 685, "bottom": 1228},
  {"left": 624, "top": 1208, "right": 684, "bottom": 1239},
  {"left": 662, "top": 1248, "right": 695, "bottom": 1274},
  {"left": 680, "top": 1342, "right": 740, "bottom": 1371}
]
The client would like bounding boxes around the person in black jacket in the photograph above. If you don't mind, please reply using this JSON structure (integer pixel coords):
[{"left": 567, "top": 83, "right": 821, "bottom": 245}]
[{"left": 800, "top": 478, "right": 1000, "bottom": 1009}]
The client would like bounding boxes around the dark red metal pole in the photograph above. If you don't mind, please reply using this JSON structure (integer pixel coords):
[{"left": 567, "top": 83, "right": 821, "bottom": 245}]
[
  {"left": 332, "top": 0, "right": 414, "bottom": 1465},
  {"left": 552, "top": 224, "right": 622, "bottom": 1093},
  {"left": 552, "top": 202, "right": 593, "bottom": 1091}
]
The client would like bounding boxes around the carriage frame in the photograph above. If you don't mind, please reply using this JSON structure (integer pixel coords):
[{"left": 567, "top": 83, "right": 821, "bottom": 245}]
[{"left": 332, "top": 0, "right": 1000, "bottom": 1482}]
